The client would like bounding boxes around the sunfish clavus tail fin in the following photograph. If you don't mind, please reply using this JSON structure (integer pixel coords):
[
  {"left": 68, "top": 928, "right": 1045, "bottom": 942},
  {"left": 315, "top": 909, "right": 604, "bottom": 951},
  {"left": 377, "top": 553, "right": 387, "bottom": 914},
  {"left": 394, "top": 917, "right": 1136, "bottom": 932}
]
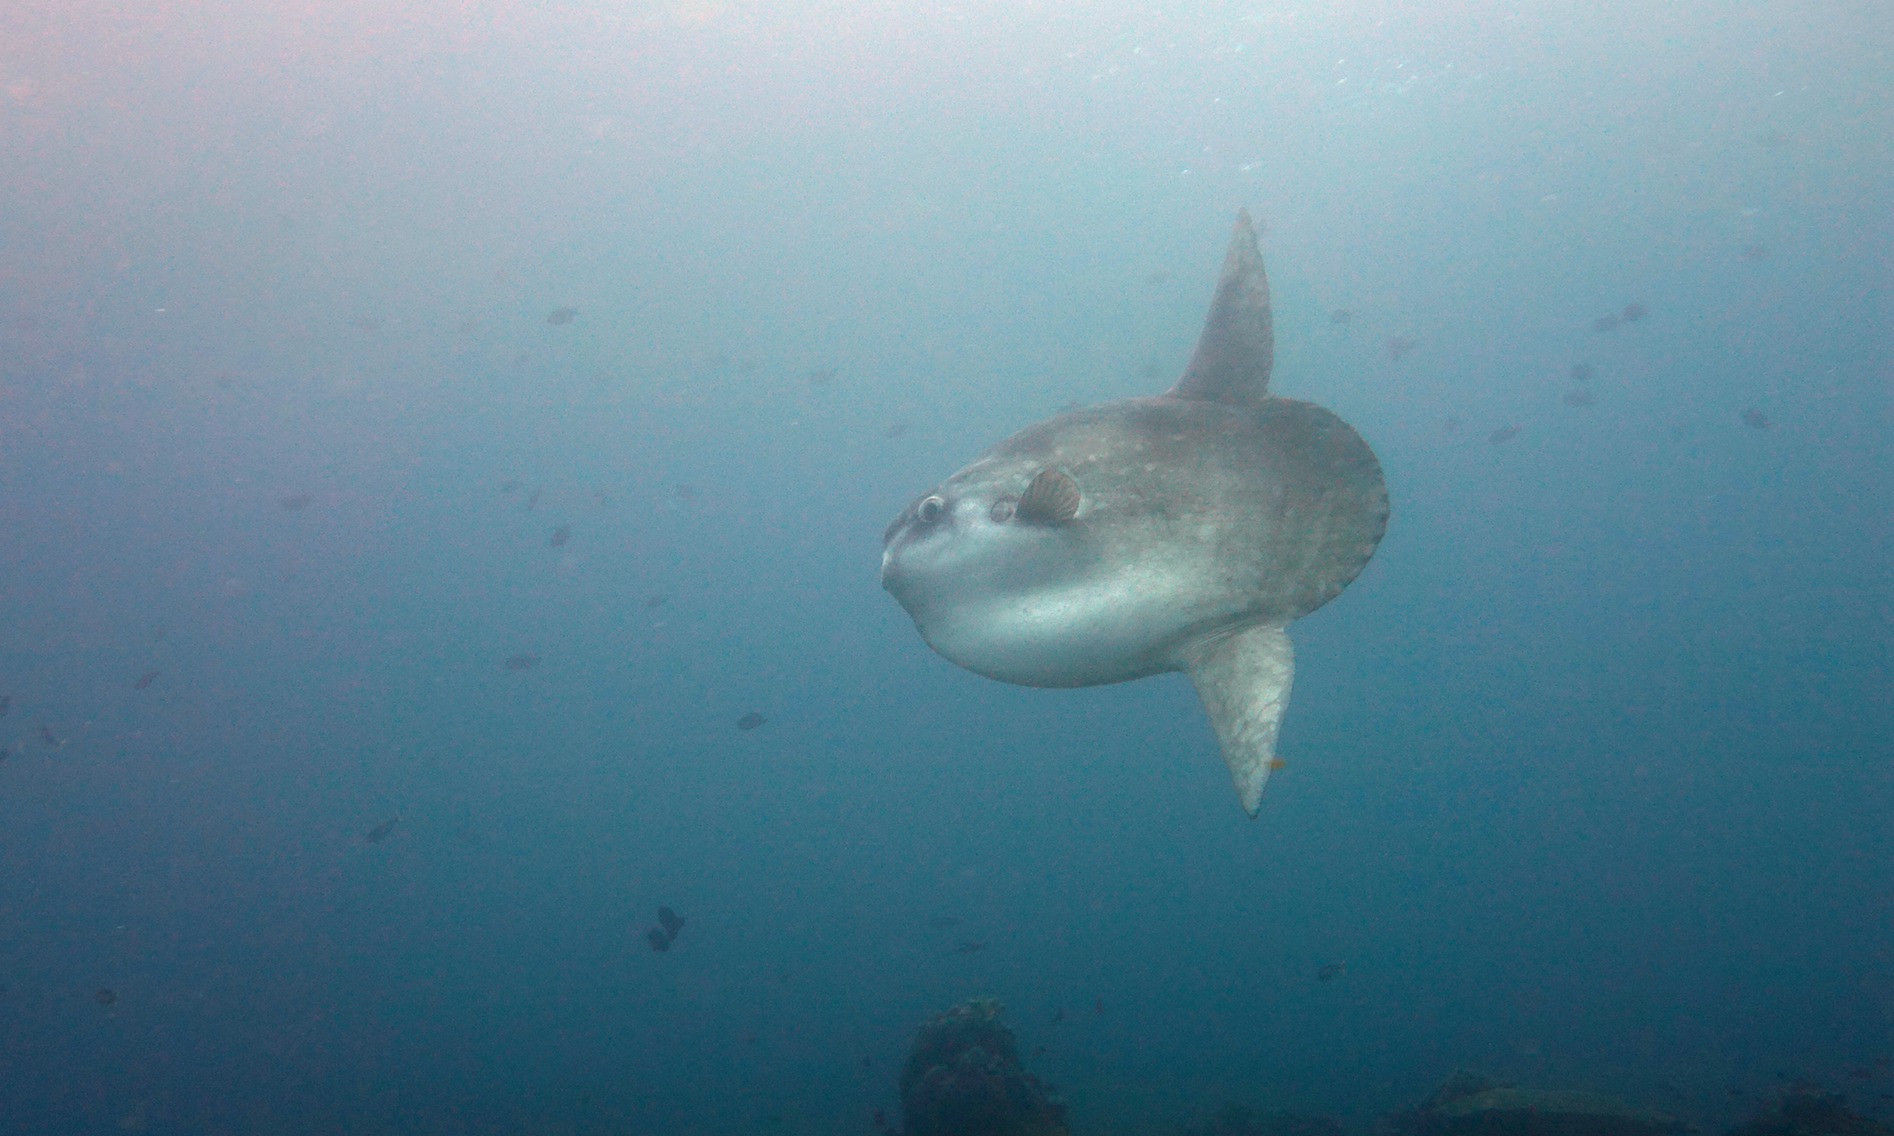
[{"left": 1179, "top": 624, "right": 1294, "bottom": 817}]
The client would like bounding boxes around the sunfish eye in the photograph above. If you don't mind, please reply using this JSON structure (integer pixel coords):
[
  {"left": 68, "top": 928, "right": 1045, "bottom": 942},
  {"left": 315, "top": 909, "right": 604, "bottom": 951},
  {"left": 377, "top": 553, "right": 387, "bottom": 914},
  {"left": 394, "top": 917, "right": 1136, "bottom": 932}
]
[
  {"left": 916, "top": 495, "right": 946, "bottom": 524},
  {"left": 989, "top": 498, "right": 1017, "bottom": 523}
]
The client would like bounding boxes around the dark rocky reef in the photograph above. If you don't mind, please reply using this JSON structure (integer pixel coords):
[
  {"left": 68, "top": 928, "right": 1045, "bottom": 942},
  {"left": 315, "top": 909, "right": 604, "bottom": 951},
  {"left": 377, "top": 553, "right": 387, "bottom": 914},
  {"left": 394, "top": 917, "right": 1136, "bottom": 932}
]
[
  {"left": 1726, "top": 1087, "right": 1892, "bottom": 1136},
  {"left": 1382, "top": 1072, "right": 1691, "bottom": 1136},
  {"left": 900, "top": 998, "right": 1068, "bottom": 1136}
]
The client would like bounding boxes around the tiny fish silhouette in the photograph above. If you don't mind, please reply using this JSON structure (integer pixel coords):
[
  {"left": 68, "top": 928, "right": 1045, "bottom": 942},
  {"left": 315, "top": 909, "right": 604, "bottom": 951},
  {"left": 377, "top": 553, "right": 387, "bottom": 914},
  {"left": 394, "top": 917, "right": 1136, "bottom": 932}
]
[
  {"left": 807, "top": 368, "right": 837, "bottom": 387},
  {"left": 0, "top": 747, "right": 10, "bottom": 763},
  {"left": 133, "top": 670, "right": 160, "bottom": 690},
  {"left": 657, "top": 906, "right": 685, "bottom": 937},
  {"left": 1570, "top": 363, "right": 1594, "bottom": 383},
  {"left": 526, "top": 487, "right": 542, "bottom": 511},
  {"left": 1620, "top": 302, "right": 1647, "bottom": 322},
  {"left": 1385, "top": 335, "right": 1418, "bottom": 360},
  {"left": 1742, "top": 408, "right": 1771, "bottom": 430},
  {"left": 95, "top": 988, "right": 117, "bottom": 1006},
  {"left": 39, "top": 724, "right": 63, "bottom": 748},
  {"left": 365, "top": 816, "right": 399, "bottom": 844},
  {"left": 347, "top": 316, "right": 382, "bottom": 332},
  {"left": 1049, "top": 1007, "right": 1065, "bottom": 1024},
  {"left": 1487, "top": 424, "right": 1520, "bottom": 444},
  {"left": 736, "top": 711, "right": 766, "bottom": 731},
  {"left": 0, "top": 694, "right": 9, "bottom": 716},
  {"left": 644, "top": 594, "right": 668, "bottom": 610},
  {"left": 1563, "top": 389, "right": 1596, "bottom": 408},
  {"left": 1740, "top": 243, "right": 1768, "bottom": 261},
  {"left": 927, "top": 915, "right": 963, "bottom": 930},
  {"left": 278, "top": 492, "right": 313, "bottom": 511},
  {"left": 549, "top": 524, "right": 570, "bottom": 548},
  {"left": 883, "top": 422, "right": 910, "bottom": 439},
  {"left": 1330, "top": 309, "right": 1353, "bottom": 325},
  {"left": 950, "top": 941, "right": 987, "bottom": 955},
  {"left": 1317, "top": 961, "right": 1347, "bottom": 981},
  {"left": 646, "top": 926, "right": 672, "bottom": 952},
  {"left": 1591, "top": 313, "right": 1621, "bottom": 333},
  {"left": 503, "top": 653, "right": 539, "bottom": 672},
  {"left": 546, "top": 306, "right": 578, "bottom": 325}
]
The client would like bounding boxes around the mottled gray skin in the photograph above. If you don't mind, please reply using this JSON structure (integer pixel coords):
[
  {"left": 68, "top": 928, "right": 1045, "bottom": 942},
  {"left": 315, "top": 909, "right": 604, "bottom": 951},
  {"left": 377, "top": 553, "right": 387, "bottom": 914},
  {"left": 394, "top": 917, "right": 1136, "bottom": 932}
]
[
  {"left": 882, "top": 397, "right": 1382, "bottom": 687},
  {"left": 881, "top": 211, "right": 1387, "bottom": 815}
]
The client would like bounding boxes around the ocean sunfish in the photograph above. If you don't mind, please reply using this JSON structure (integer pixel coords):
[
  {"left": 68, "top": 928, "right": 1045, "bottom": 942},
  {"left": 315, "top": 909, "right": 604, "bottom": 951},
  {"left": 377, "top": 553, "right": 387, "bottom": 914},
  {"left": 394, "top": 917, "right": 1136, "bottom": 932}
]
[{"left": 880, "top": 211, "right": 1388, "bottom": 816}]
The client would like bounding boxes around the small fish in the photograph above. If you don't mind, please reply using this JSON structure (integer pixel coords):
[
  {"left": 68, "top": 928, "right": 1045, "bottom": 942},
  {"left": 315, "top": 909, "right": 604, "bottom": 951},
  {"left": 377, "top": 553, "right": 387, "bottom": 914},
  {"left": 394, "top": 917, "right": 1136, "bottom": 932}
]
[
  {"left": 1093, "top": 996, "right": 1105, "bottom": 1016},
  {"left": 806, "top": 368, "right": 837, "bottom": 387},
  {"left": 500, "top": 479, "right": 522, "bottom": 493},
  {"left": 1742, "top": 408, "right": 1771, "bottom": 430},
  {"left": 1317, "top": 961, "right": 1347, "bottom": 981},
  {"left": 1620, "top": 302, "right": 1647, "bottom": 323},
  {"left": 95, "top": 988, "right": 118, "bottom": 1006},
  {"left": 1487, "top": 424, "right": 1521, "bottom": 445},
  {"left": 548, "top": 524, "right": 570, "bottom": 548},
  {"left": 0, "top": 747, "right": 10, "bottom": 763},
  {"left": 883, "top": 422, "right": 910, "bottom": 439},
  {"left": 546, "top": 306, "right": 578, "bottom": 326},
  {"left": 736, "top": 711, "right": 767, "bottom": 731},
  {"left": 0, "top": 694, "right": 8, "bottom": 716},
  {"left": 927, "top": 915, "right": 963, "bottom": 930},
  {"left": 657, "top": 906, "right": 685, "bottom": 937},
  {"left": 1049, "top": 1008, "right": 1065, "bottom": 1024},
  {"left": 591, "top": 489, "right": 610, "bottom": 506},
  {"left": 365, "top": 816, "right": 400, "bottom": 844},
  {"left": 347, "top": 316, "right": 382, "bottom": 332},
  {"left": 133, "top": 670, "right": 160, "bottom": 690},
  {"left": 1032, "top": 1045, "right": 1048, "bottom": 1057},
  {"left": 646, "top": 927, "right": 672, "bottom": 952},
  {"left": 1740, "top": 243, "right": 1768, "bottom": 261},
  {"left": 503, "top": 653, "right": 539, "bottom": 672},
  {"left": 873, "top": 1108, "right": 890, "bottom": 1129},
  {"left": 1266, "top": 757, "right": 1287, "bottom": 771},
  {"left": 1330, "top": 309, "right": 1353, "bottom": 325},
  {"left": 39, "top": 724, "right": 63, "bottom": 748},
  {"left": 1442, "top": 416, "right": 1462, "bottom": 434},
  {"left": 950, "top": 941, "right": 987, "bottom": 955},
  {"left": 1570, "top": 363, "right": 1594, "bottom": 383},
  {"left": 643, "top": 594, "right": 669, "bottom": 610},
  {"left": 278, "top": 492, "right": 314, "bottom": 511},
  {"left": 1591, "top": 313, "right": 1621, "bottom": 333},
  {"left": 1385, "top": 335, "right": 1418, "bottom": 361},
  {"left": 526, "top": 487, "right": 542, "bottom": 511},
  {"left": 673, "top": 484, "right": 700, "bottom": 506},
  {"left": 1145, "top": 270, "right": 1171, "bottom": 286},
  {"left": 1562, "top": 389, "right": 1596, "bottom": 408}
]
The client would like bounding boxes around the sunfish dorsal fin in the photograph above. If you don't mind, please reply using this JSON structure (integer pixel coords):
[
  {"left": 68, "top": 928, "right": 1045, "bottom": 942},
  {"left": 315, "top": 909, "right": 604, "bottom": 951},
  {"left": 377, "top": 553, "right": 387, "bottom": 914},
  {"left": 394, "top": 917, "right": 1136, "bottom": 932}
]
[
  {"left": 1179, "top": 624, "right": 1294, "bottom": 817},
  {"left": 1168, "top": 209, "right": 1274, "bottom": 407}
]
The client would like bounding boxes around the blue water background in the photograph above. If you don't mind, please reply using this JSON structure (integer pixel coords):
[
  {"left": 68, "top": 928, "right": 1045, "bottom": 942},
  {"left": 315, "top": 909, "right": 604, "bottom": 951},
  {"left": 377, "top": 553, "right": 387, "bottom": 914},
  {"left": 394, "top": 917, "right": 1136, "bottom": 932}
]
[{"left": 0, "top": 3, "right": 1888, "bottom": 1133}]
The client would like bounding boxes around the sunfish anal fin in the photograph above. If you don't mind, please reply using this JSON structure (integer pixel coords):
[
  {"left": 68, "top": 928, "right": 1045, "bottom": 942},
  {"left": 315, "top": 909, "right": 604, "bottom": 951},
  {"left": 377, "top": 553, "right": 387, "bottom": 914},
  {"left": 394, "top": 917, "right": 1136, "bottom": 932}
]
[{"left": 1179, "top": 624, "right": 1294, "bottom": 817}]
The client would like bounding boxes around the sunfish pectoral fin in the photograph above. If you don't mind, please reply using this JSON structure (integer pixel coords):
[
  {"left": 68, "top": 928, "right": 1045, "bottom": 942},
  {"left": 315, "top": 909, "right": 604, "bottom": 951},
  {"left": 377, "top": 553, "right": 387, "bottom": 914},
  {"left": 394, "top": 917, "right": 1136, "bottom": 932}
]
[{"left": 1179, "top": 624, "right": 1294, "bottom": 818}]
